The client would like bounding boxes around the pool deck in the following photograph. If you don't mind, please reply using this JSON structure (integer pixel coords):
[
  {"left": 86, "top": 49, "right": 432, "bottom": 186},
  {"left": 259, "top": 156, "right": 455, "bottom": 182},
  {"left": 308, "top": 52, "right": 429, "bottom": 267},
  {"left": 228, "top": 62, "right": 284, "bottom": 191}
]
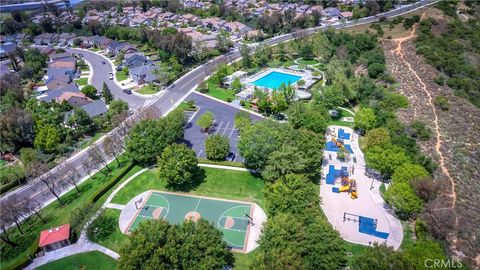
[{"left": 320, "top": 126, "right": 403, "bottom": 250}]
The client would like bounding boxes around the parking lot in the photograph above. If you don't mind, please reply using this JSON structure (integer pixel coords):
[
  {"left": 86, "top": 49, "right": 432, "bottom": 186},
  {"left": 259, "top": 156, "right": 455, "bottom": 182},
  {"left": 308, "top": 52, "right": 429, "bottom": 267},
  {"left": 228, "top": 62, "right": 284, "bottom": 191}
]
[{"left": 183, "top": 93, "right": 263, "bottom": 162}]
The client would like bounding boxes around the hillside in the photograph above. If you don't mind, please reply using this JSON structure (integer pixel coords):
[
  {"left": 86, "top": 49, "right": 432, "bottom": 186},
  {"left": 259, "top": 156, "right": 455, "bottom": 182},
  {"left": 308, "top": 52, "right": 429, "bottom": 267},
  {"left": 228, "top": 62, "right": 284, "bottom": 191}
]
[{"left": 382, "top": 3, "right": 480, "bottom": 266}]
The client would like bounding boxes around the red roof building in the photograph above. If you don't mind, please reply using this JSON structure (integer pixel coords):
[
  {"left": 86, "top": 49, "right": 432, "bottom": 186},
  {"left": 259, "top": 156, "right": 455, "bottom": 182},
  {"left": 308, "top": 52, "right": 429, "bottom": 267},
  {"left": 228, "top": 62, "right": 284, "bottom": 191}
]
[{"left": 39, "top": 224, "right": 71, "bottom": 252}]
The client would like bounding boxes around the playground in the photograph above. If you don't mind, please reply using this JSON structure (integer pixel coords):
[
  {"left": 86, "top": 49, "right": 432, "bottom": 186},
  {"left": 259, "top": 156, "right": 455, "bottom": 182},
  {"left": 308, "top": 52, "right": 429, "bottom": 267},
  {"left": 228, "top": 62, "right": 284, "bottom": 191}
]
[
  {"left": 119, "top": 190, "right": 266, "bottom": 253},
  {"left": 320, "top": 126, "right": 403, "bottom": 249}
]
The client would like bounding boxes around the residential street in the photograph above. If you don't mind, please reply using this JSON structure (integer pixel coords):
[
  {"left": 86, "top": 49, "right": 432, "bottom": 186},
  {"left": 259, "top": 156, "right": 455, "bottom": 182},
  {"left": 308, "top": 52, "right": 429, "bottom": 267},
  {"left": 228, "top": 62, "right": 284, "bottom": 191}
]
[
  {"left": 65, "top": 48, "right": 147, "bottom": 109},
  {"left": 0, "top": 0, "right": 439, "bottom": 221}
]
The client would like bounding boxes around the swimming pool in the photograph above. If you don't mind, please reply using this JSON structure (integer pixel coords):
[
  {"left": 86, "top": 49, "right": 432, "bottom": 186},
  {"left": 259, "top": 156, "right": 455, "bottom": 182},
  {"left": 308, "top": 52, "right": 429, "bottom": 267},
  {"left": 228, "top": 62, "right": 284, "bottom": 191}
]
[{"left": 252, "top": 71, "right": 302, "bottom": 90}]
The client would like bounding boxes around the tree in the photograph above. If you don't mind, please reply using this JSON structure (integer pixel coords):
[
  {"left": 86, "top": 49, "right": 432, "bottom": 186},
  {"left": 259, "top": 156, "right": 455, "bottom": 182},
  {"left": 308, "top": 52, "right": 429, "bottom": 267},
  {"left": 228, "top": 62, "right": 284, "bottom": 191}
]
[
  {"left": 365, "top": 127, "right": 390, "bottom": 149},
  {"left": 0, "top": 107, "right": 34, "bottom": 153},
  {"left": 354, "top": 107, "right": 377, "bottom": 130},
  {"left": 230, "top": 77, "right": 243, "bottom": 93},
  {"left": 35, "top": 163, "right": 65, "bottom": 205},
  {"left": 265, "top": 174, "right": 319, "bottom": 215},
  {"left": 286, "top": 102, "right": 330, "bottom": 133},
  {"left": 240, "top": 44, "right": 252, "bottom": 68},
  {"left": 234, "top": 111, "right": 251, "bottom": 134},
  {"left": 126, "top": 113, "right": 184, "bottom": 165},
  {"left": 385, "top": 182, "right": 423, "bottom": 219},
  {"left": 300, "top": 43, "right": 314, "bottom": 59},
  {"left": 252, "top": 212, "right": 346, "bottom": 270},
  {"left": 102, "top": 82, "right": 113, "bottom": 104},
  {"left": 278, "top": 83, "right": 296, "bottom": 105},
  {"left": 365, "top": 144, "right": 410, "bottom": 178},
  {"left": 67, "top": 107, "right": 92, "bottom": 135},
  {"left": 81, "top": 85, "right": 97, "bottom": 99},
  {"left": 196, "top": 111, "right": 214, "bottom": 133},
  {"left": 107, "top": 99, "right": 129, "bottom": 126},
  {"left": 119, "top": 219, "right": 233, "bottom": 269},
  {"left": 270, "top": 91, "right": 288, "bottom": 114},
  {"left": 87, "top": 143, "right": 111, "bottom": 175},
  {"left": 58, "top": 162, "right": 81, "bottom": 193},
  {"left": 103, "top": 135, "right": 122, "bottom": 166},
  {"left": 367, "top": 62, "right": 385, "bottom": 78},
  {"left": 34, "top": 123, "right": 61, "bottom": 153},
  {"left": 352, "top": 243, "right": 413, "bottom": 270},
  {"left": 158, "top": 143, "right": 198, "bottom": 188},
  {"left": 238, "top": 120, "right": 293, "bottom": 171},
  {"left": 320, "top": 86, "right": 345, "bottom": 109},
  {"left": 205, "top": 135, "right": 230, "bottom": 161},
  {"left": 391, "top": 163, "right": 429, "bottom": 184},
  {"left": 262, "top": 145, "right": 306, "bottom": 183}
]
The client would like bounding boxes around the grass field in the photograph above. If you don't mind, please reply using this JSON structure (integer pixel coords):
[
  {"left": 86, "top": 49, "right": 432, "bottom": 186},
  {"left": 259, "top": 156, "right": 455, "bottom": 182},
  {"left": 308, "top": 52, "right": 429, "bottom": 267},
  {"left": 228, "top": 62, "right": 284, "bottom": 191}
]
[
  {"left": 297, "top": 58, "right": 320, "bottom": 65},
  {"left": 36, "top": 251, "right": 117, "bottom": 270},
  {"left": 206, "top": 82, "right": 235, "bottom": 102},
  {"left": 115, "top": 70, "right": 129, "bottom": 81},
  {"left": 0, "top": 157, "right": 139, "bottom": 270},
  {"left": 75, "top": 78, "right": 88, "bottom": 86},
  {"left": 111, "top": 167, "right": 265, "bottom": 207},
  {"left": 137, "top": 84, "right": 159, "bottom": 95}
]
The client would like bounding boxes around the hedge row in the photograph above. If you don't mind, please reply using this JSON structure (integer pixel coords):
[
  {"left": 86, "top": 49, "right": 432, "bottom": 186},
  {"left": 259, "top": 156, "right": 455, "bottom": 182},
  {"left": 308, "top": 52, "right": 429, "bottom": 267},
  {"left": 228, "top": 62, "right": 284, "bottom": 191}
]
[
  {"left": 89, "top": 162, "right": 136, "bottom": 204},
  {"left": 0, "top": 180, "right": 21, "bottom": 195},
  {"left": 8, "top": 235, "right": 39, "bottom": 270}
]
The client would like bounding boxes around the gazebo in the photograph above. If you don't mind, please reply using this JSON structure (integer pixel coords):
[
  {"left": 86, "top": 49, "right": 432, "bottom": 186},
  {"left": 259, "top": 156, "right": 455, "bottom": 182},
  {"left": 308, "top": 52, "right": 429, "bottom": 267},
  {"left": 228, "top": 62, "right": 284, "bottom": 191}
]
[{"left": 38, "top": 224, "right": 71, "bottom": 252}]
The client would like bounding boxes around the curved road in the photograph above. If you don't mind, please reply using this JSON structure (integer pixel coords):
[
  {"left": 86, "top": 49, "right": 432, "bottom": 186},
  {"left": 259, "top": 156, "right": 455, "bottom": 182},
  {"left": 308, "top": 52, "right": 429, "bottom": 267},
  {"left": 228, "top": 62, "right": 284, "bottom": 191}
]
[{"left": 0, "top": 0, "right": 438, "bottom": 219}]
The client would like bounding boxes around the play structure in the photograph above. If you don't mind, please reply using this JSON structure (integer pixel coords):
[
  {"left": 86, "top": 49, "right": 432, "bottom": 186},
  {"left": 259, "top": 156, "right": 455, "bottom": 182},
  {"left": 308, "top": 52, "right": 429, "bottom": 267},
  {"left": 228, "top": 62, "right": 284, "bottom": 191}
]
[
  {"left": 328, "top": 166, "right": 358, "bottom": 199},
  {"left": 343, "top": 212, "right": 389, "bottom": 239},
  {"left": 331, "top": 135, "right": 345, "bottom": 149},
  {"left": 325, "top": 128, "right": 354, "bottom": 153}
]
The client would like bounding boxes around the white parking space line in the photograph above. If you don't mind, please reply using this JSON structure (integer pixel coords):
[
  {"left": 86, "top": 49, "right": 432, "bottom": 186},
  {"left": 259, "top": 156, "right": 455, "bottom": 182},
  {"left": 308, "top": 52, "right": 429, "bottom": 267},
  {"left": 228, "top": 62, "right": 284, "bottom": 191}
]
[
  {"left": 215, "top": 121, "right": 224, "bottom": 134},
  {"left": 228, "top": 127, "right": 236, "bottom": 138},
  {"left": 222, "top": 122, "right": 231, "bottom": 136}
]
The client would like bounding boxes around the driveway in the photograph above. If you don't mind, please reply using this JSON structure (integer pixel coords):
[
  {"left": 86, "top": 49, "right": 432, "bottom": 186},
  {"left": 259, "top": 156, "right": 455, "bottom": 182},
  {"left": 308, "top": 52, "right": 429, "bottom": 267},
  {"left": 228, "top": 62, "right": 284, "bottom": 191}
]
[
  {"left": 66, "top": 48, "right": 146, "bottom": 109},
  {"left": 183, "top": 92, "right": 263, "bottom": 162}
]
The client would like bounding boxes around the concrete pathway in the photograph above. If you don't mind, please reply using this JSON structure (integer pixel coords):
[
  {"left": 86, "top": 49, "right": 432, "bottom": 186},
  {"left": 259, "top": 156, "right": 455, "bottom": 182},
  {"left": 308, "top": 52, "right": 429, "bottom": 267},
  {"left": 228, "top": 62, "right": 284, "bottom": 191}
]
[
  {"left": 198, "top": 163, "right": 257, "bottom": 173},
  {"left": 105, "top": 203, "right": 125, "bottom": 210}
]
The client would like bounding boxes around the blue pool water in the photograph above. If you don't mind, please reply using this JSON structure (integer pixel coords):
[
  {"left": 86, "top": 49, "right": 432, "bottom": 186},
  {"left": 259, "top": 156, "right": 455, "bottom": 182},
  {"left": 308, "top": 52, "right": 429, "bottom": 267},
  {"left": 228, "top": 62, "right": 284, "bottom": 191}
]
[{"left": 252, "top": 71, "right": 302, "bottom": 90}]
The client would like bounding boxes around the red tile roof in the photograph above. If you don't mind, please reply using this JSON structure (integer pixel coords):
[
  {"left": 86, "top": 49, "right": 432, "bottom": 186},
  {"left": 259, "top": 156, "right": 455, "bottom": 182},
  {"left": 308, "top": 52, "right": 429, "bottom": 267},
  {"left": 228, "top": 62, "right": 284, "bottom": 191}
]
[{"left": 39, "top": 224, "right": 70, "bottom": 247}]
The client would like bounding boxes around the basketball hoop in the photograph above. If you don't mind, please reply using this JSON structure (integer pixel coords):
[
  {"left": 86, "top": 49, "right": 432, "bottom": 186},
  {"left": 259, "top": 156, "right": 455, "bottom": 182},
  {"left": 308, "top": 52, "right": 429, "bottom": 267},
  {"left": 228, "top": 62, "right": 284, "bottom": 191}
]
[{"left": 135, "top": 197, "right": 143, "bottom": 210}]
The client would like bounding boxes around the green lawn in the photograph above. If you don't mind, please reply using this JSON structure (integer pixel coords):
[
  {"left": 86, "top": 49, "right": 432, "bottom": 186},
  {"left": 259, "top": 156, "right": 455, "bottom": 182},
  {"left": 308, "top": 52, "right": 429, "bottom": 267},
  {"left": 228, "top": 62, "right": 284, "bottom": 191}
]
[
  {"left": 0, "top": 156, "right": 136, "bottom": 270},
  {"left": 96, "top": 209, "right": 126, "bottom": 252},
  {"left": 267, "top": 59, "right": 294, "bottom": 68},
  {"left": 80, "top": 133, "right": 104, "bottom": 149},
  {"left": 89, "top": 48, "right": 101, "bottom": 52},
  {"left": 137, "top": 84, "right": 159, "bottom": 95},
  {"left": 36, "top": 251, "right": 117, "bottom": 270},
  {"left": 111, "top": 167, "right": 265, "bottom": 207},
  {"left": 75, "top": 77, "right": 88, "bottom": 86},
  {"left": 206, "top": 82, "right": 235, "bottom": 102},
  {"left": 297, "top": 58, "right": 320, "bottom": 65},
  {"left": 344, "top": 241, "right": 369, "bottom": 267},
  {"left": 234, "top": 252, "right": 256, "bottom": 270},
  {"left": 115, "top": 70, "right": 129, "bottom": 81}
]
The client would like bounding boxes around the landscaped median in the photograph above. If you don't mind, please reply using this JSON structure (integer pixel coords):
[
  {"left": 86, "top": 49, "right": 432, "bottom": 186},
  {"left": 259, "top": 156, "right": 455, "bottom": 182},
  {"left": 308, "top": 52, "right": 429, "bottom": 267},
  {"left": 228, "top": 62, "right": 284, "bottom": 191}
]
[
  {"left": 0, "top": 156, "right": 139, "bottom": 270},
  {"left": 137, "top": 84, "right": 160, "bottom": 95}
]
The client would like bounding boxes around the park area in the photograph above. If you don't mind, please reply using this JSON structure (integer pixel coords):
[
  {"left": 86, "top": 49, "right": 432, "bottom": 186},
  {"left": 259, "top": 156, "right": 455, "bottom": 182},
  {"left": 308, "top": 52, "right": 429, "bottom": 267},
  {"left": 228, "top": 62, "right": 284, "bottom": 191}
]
[
  {"left": 121, "top": 191, "right": 260, "bottom": 252},
  {"left": 36, "top": 251, "right": 117, "bottom": 270}
]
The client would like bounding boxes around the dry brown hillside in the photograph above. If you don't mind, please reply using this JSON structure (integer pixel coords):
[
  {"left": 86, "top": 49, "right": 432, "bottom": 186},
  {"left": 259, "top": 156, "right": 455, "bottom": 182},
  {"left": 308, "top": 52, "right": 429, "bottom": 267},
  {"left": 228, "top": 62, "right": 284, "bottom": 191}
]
[{"left": 382, "top": 8, "right": 480, "bottom": 266}]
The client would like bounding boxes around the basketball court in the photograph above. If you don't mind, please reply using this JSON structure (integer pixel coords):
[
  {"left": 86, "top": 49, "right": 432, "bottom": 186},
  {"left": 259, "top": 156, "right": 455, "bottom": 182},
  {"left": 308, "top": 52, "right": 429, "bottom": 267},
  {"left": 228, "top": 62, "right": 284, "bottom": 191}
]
[{"left": 122, "top": 191, "right": 261, "bottom": 252}]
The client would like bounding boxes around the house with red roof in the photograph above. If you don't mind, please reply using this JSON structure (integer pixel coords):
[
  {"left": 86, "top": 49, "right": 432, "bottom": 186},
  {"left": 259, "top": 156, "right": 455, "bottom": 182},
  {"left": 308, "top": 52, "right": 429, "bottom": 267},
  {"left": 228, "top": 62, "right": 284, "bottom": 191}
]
[{"left": 38, "top": 224, "right": 71, "bottom": 252}]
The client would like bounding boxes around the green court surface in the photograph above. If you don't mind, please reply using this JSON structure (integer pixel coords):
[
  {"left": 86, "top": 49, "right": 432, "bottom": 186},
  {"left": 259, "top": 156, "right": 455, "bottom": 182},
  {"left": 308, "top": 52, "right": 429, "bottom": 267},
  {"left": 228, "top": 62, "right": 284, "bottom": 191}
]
[{"left": 127, "top": 191, "right": 253, "bottom": 251}]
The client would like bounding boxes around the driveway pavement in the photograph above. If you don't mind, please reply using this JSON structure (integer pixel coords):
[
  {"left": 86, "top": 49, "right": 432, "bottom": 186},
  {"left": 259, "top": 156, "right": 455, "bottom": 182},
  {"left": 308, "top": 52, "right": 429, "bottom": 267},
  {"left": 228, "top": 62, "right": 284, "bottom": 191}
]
[{"left": 183, "top": 92, "right": 262, "bottom": 162}]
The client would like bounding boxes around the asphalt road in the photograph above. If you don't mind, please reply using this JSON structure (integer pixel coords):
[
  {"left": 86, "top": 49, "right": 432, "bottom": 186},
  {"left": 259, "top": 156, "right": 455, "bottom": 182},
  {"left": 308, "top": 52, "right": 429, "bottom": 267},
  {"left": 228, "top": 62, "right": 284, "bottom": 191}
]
[
  {"left": 0, "top": 0, "right": 438, "bottom": 221},
  {"left": 183, "top": 92, "right": 262, "bottom": 162},
  {"left": 66, "top": 48, "right": 146, "bottom": 109}
]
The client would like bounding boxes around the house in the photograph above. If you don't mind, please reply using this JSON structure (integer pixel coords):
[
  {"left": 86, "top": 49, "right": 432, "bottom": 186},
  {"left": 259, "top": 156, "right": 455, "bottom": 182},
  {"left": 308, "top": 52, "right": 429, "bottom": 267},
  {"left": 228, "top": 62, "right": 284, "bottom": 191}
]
[
  {"left": 4, "top": 33, "right": 30, "bottom": 44},
  {"left": 200, "top": 18, "right": 226, "bottom": 31},
  {"left": 46, "top": 77, "right": 72, "bottom": 90},
  {"left": 68, "top": 36, "right": 87, "bottom": 46},
  {"left": 339, "top": 11, "right": 353, "bottom": 19},
  {"left": 37, "top": 84, "right": 80, "bottom": 102},
  {"left": 58, "top": 33, "right": 77, "bottom": 44},
  {"left": 124, "top": 54, "right": 152, "bottom": 69},
  {"left": 223, "top": 21, "right": 251, "bottom": 38},
  {"left": 46, "top": 66, "right": 77, "bottom": 81},
  {"left": 39, "top": 224, "right": 71, "bottom": 252},
  {"left": 57, "top": 92, "right": 93, "bottom": 107},
  {"left": 322, "top": 7, "right": 341, "bottom": 19},
  {"left": 33, "top": 33, "right": 59, "bottom": 45},
  {"left": 0, "top": 64, "right": 12, "bottom": 78},
  {"left": 0, "top": 42, "right": 17, "bottom": 58},
  {"left": 81, "top": 100, "right": 107, "bottom": 117},
  {"left": 48, "top": 60, "right": 76, "bottom": 70},
  {"left": 49, "top": 52, "right": 72, "bottom": 61},
  {"left": 129, "top": 63, "right": 158, "bottom": 85}
]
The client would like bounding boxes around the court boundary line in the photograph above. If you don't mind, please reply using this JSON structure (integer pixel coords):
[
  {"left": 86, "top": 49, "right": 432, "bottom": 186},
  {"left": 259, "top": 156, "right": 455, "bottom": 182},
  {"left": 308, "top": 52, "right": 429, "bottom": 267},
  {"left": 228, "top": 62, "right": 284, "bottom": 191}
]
[
  {"left": 124, "top": 190, "right": 153, "bottom": 234},
  {"left": 217, "top": 205, "right": 251, "bottom": 249},
  {"left": 150, "top": 190, "right": 255, "bottom": 206},
  {"left": 243, "top": 204, "right": 254, "bottom": 253},
  {"left": 150, "top": 193, "right": 171, "bottom": 219}
]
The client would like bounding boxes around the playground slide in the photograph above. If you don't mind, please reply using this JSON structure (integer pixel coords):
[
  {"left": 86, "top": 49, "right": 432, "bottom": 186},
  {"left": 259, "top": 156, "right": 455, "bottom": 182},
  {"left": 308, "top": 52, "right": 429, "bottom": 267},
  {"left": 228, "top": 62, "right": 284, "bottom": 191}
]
[{"left": 339, "top": 185, "right": 350, "bottom": 192}]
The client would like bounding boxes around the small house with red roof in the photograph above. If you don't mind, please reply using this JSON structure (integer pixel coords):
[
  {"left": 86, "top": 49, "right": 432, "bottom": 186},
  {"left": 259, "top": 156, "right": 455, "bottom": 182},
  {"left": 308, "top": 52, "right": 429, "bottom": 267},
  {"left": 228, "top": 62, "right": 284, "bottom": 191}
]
[{"left": 39, "top": 224, "right": 71, "bottom": 252}]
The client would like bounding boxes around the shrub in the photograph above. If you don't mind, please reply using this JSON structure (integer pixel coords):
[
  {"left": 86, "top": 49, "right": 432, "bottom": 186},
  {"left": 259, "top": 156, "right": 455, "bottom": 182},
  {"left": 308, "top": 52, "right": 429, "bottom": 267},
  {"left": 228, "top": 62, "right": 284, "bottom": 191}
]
[
  {"left": 226, "top": 97, "right": 232, "bottom": 102},
  {"left": 89, "top": 163, "right": 135, "bottom": 204},
  {"left": 87, "top": 211, "right": 116, "bottom": 242},
  {"left": 240, "top": 100, "right": 246, "bottom": 106},
  {"left": 205, "top": 134, "right": 230, "bottom": 161},
  {"left": 434, "top": 95, "right": 450, "bottom": 111},
  {"left": 433, "top": 76, "right": 445, "bottom": 86}
]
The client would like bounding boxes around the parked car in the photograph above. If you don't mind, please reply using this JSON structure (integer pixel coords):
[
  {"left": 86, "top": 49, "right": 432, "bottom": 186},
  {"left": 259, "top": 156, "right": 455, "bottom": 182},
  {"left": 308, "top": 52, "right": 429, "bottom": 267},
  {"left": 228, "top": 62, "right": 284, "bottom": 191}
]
[
  {"left": 109, "top": 75, "right": 113, "bottom": 80},
  {"left": 226, "top": 152, "right": 235, "bottom": 161},
  {"left": 116, "top": 65, "right": 123, "bottom": 71},
  {"left": 123, "top": 89, "right": 132, "bottom": 95}
]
